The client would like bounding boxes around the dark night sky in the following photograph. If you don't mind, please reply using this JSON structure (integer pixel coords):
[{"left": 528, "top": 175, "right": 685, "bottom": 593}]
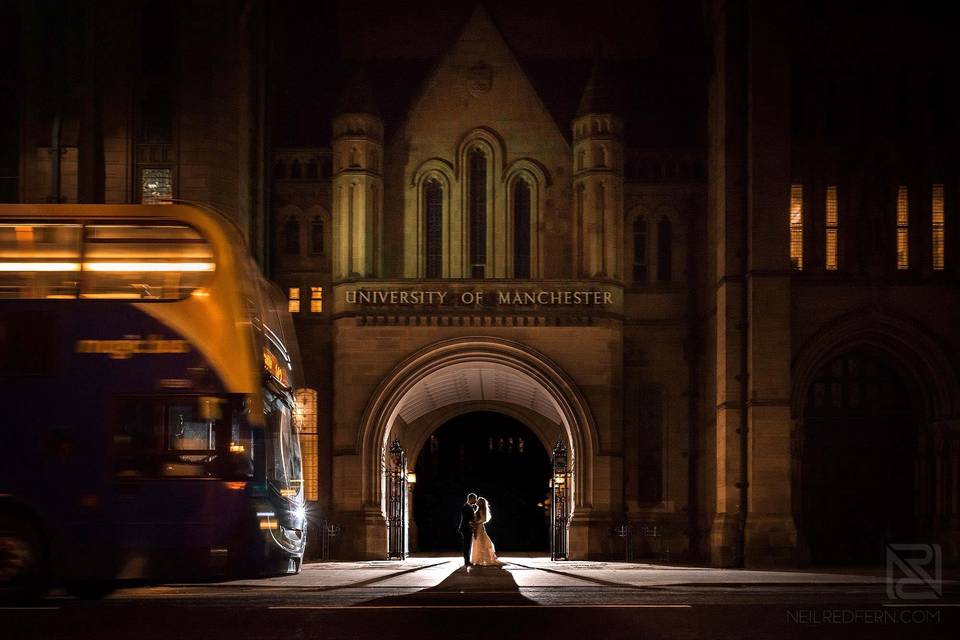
[{"left": 268, "top": 0, "right": 706, "bottom": 148}]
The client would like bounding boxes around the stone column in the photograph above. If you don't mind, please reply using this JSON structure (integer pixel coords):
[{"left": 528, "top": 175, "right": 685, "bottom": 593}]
[{"left": 742, "top": 0, "right": 797, "bottom": 568}]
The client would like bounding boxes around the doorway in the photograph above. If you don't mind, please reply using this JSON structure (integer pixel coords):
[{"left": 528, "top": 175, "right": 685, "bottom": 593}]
[{"left": 411, "top": 411, "right": 551, "bottom": 553}]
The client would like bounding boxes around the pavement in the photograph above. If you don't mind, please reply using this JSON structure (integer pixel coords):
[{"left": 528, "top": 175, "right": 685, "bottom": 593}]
[{"left": 3, "top": 556, "right": 960, "bottom": 639}]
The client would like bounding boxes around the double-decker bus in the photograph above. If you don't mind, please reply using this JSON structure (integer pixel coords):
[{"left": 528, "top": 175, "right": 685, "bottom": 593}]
[{"left": 0, "top": 204, "right": 307, "bottom": 599}]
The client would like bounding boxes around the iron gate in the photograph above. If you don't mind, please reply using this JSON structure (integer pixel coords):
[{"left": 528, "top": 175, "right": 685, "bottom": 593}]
[
  {"left": 386, "top": 438, "right": 408, "bottom": 559},
  {"left": 550, "top": 439, "right": 571, "bottom": 560}
]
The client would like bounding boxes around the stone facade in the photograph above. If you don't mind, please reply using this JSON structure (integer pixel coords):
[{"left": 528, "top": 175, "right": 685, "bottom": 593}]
[
  {"left": 272, "top": 5, "right": 960, "bottom": 565},
  {"left": 8, "top": 1, "right": 959, "bottom": 567}
]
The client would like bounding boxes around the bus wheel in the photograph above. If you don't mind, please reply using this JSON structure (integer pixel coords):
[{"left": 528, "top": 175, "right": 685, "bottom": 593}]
[{"left": 0, "top": 515, "right": 46, "bottom": 603}]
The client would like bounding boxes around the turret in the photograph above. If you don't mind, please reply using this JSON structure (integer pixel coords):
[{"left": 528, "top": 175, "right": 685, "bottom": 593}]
[
  {"left": 572, "top": 60, "right": 623, "bottom": 279},
  {"left": 332, "top": 66, "right": 383, "bottom": 279}
]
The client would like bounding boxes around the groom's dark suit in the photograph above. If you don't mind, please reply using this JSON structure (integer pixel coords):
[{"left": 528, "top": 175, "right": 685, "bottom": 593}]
[{"left": 458, "top": 502, "right": 476, "bottom": 565}]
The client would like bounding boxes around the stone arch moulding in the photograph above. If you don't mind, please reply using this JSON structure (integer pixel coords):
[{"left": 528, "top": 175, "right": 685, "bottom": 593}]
[
  {"left": 791, "top": 308, "right": 960, "bottom": 422},
  {"left": 455, "top": 127, "right": 506, "bottom": 176},
  {"left": 357, "top": 337, "right": 598, "bottom": 517},
  {"left": 503, "top": 158, "right": 551, "bottom": 188},
  {"left": 410, "top": 157, "right": 456, "bottom": 189}
]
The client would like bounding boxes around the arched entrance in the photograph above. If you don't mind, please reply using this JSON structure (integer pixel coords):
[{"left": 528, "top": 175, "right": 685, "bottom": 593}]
[
  {"left": 411, "top": 411, "right": 551, "bottom": 552},
  {"left": 358, "top": 337, "right": 597, "bottom": 559},
  {"left": 792, "top": 312, "right": 960, "bottom": 566},
  {"left": 799, "top": 351, "right": 916, "bottom": 564}
]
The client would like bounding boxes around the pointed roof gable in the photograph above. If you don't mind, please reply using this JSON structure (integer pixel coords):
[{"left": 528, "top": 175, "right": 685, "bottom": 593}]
[{"left": 394, "top": 3, "right": 569, "bottom": 150}]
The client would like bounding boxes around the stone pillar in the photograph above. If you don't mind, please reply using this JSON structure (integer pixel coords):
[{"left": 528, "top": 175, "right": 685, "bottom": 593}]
[
  {"left": 708, "top": 0, "right": 748, "bottom": 567},
  {"left": 707, "top": 0, "right": 797, "bottom": 567},
  {"left": 743, "top": 0, "right": 797, "bottom": 568}
]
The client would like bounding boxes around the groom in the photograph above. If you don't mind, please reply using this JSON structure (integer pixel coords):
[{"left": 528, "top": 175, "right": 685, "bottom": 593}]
[{"left": 458, "top": 493, "right": 478, "bottom": 566}]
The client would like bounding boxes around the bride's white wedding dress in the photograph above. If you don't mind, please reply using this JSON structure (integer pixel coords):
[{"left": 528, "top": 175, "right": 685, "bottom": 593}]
[{"left": 470, "top": 521, "right": 503, "bottom": 567}]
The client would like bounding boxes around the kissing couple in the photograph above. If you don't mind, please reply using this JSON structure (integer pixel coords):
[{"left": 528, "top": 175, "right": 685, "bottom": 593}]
[{"left": 458, "top": 493, "right": 503, "bottom": 568}]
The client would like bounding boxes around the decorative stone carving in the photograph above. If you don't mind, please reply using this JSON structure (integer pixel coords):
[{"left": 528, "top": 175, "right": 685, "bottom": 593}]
[{"left": 466, "top": 61, "right": 493, "bottom": 96}]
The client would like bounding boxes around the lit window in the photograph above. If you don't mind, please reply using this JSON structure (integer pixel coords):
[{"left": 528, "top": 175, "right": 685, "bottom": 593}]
[
  {"left": 141, "top": 168, "right": 173, "bottom": 204},
  {"left": 897, "top": 186, "right": 909, "bottom": 270},
  {"left": 310, "top": 286, "right": 322, "bottom": 313},
  {"left": 825, "top": 186, "right": 838, "bottom": 271},
  {"left": 933, "top": 184, "right": 945, "bottom": 271},
  {"left": 790, "top": 184, "right": 803, "bottom": 270},
  {"left": 293, "top": 388, "right": 318, "bottom": 502},
  {"left": 288, "top": 287, "right": 300, "bottom": 313}
]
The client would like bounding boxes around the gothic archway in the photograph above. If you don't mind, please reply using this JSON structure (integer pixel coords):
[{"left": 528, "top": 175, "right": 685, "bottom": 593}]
[
  {"left": 792, "top": 311, "right": 960, "bottom": 565},
  {"left": 357, "top": 337, "right": 598, "bottom": 557}
]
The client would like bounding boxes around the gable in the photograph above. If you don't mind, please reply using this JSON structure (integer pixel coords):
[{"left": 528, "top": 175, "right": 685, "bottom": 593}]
[{"left": 395, "top": 6, "right": 570, "bottom": 162}]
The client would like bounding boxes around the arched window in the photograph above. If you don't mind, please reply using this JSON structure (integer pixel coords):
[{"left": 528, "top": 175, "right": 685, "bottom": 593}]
[
  {"left": 577, "top": 150, "right": 585, "bottom": 171},
  {"left": 469, "top": 148, "right": 487, "bottom": 278},
  {"left": 425, "top": 179, "right": 443, "bottom": 278},
  {"left": 513, "top": 180, "right": 531, "bottom": 279},
  {"left": 290, "top": 160, "right": 302, "bottom": 180},
  {"left": 598, "top": 145, "right": 608, "bottom": 168},
  {"left": 632, "top": 217, "right": 647, "bottom": 283},
  {"left": 657, "top": 218, "right": 672, "bottom": 282},
  {"left": 306, "top": 159, "right": 318, "bottom": 180},
  {"left": 310, "top": 216, "right": 324, "bottom": 255},
  {"left": 273, "top": 160, "right": 286, "bottom": 181},
  {"left": 284, "top": 217, "right": 300, "bottom": 255}
]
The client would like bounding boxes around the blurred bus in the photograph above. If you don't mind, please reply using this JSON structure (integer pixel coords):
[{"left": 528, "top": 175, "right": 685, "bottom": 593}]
[{"left": 0, "top": 204, "right": 307, "bottom": 599}]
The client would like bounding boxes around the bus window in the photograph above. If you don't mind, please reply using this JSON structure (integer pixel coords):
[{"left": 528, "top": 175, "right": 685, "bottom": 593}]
[
  {"left": 81, "top": 224, "right": 214, "bottom": 300},
  {"left": 266, "top": 400, "right": 303, "bottom": 499},
  {"left": 163, "top": 402, "right": 218, "bottom": 477},
  {"left": 0, "top": 223, "right": 81, "bottom": 299},
  {"left": 114, "top": 397, "right": 236, "bottom": 478}
]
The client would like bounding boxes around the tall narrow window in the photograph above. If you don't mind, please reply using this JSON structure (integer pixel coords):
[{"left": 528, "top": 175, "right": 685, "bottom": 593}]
[
  {"left": 575, "top": 184, "right": 585, "bottom": 276},
  {"left": 293, "top": 388, "right": 319, "bottom": 502},
  {"left": 657, "top": 218, "right": 672, "bottom": 282},
  {"left": 425, "top": 179, "right": 443, "bottom": 278},
  {"left": 633, "top": 218, "right": 647, "bottom": 283},
  {"left": 310, "top": 216, "right": 324, "bottom": 255},
  {"left": 288, "top": 287, "right": 300, "bottom": 313},
  {"left": 469, "top": 148, "right": 487, "bottom": 279},
  {"left": 933, "top": 183, "right": 945, "bottom": 271},
  {"left": 790, "top": 184, "right": 803, "bottom": 270},
  {"left": 513, "top": 180, "right": 531, "bottom": 279},
  {"left": 897, "top": 186, "right": 909, "bottom": 270},
  {"left": 310, "top": 286, "right": 323, "bottom": 313},
  {"left": 825, "top": 186, "right": 839, "bottom": 271},
  {"left": 284, "top": 218, "right": 300, "bottom": 255}
]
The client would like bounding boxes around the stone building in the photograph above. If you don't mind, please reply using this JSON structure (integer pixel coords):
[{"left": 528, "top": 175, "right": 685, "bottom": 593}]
[{"left": 6, "top": 1, "right": 960, "bottom": 566}]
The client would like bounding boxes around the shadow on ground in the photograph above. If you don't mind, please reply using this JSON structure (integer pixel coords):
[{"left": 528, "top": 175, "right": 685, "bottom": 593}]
[{"left": 359, "top": 562, "right": 536, "bottom": 607}]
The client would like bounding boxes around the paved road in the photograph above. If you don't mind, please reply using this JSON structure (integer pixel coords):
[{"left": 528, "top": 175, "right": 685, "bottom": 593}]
[{"left": 3, "top": 557, "right": 959, "bottom": 639}]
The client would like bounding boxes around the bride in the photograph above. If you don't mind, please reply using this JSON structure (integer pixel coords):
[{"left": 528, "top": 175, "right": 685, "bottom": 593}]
[{"left": 470, "top": 497, "right": 503, "bottom": 567}]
